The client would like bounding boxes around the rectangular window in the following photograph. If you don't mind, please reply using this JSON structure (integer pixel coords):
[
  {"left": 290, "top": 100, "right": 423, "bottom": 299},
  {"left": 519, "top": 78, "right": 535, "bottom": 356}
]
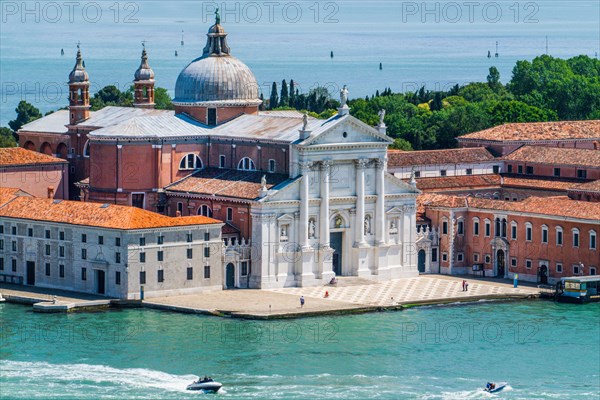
[
  {"left": 590, "top": 267, "right": 597, "bottom": 276},
  {"left": 207, "top": 108, "right": 217, "bottom": 126},
  {"left": 457, "top": 221, "right": 464, "bottom": 235},
  {"left": 492, "top": 165, "right": 500, "bottom": 174},
  {"left": 590, "top": 233, "right": 597, "bottom": 250},
  {"left": 573, "top": 265, "right": 580, "bottom": 275},
  {"left": 187, "top": 233, "right": 193, "bottom": 243},
  {"left": 442, "top": 252, "right": 448, "bottom": 262},
  {"left": 473, "top": 253, "right": 480, "bottom": 262},
  {"left": 553, "top": 168, "right": 561, "bottom": 177},
  {"left": 187, "top": 248, "right": 193, "bottom": 259},
  {"left": 241, "top": 261, "right": 248, "bottom": 276},
  {"left": 557, "top": 230, "right": 563, "bottom": 245},
  {"left": 511, "top": 258, "right": 517, "bottom": 267},
  {"left": 442, "top": 221, "right": 448, "bottom": 235},
  {"left": 440, "top": 170, "right": 447, "bottom": 177},
  {"left": 414, "top": 171, "right": 420, "bottom": 178},
  {"left": 11, "top": 226, "right": 16, "bottom": 235},
  {"left": 204, "top": 231, "right": 210, "bottom": 241},
  {"left": 542, "top": 229, "right": 548, "bottom": 244},
  {"left": 45, "top": 244, "right": 51, "bottom": 256},
  {"left": 177, "top": 202, "right": 183, "bottom": 214},
  {"left": 98, "top": 236, "right": 104, "bottom": 245},
  {"left": 45, "top": 263, "right": 51, "bottom": 276},
  {"left": 81, "top": 248, "right": 87, "bottom": 260},
  {"left": 511, "top": 225, "right": 517, "bottom": 240},
  {"left": 219, "top": 155, "right": 226, "bottom": 168},
  {"left": 81, "top": 234, "right": 87, "bottom": 243},
  {"left": 116, "top": 252, "right": 121, "bottom": 264},
  {"left": 517, "top": 165, "right": 523, "bottom": 174},
  {"left": 485, "top": 222, "right": 491, "bottom": 237},
  {"left": 187, "top": 267, "right": 193, "bottom": 280},
  {"left": 81, "top": 267, "right": 87, "bottom": 281},
  {"left": 457, "top": 253, "right": 464, "bottom": 262},
  {"left": 526, "top": 166, "right": 534, "bottom": 175},
  {"left": 115, "top": 271, "right": 121, "bottom": 285},
  {"left": 28, "top": 228, "right": 33, "bottom": 237},
  {"left": 269, "top": 159, "right": 276, "bottom": 173},
  {"left": 59, "top": 231, "right": 65, "bottom": 241},
  {"left": 227, "top": 208, "right": 233, "bottom": 222},
  {"left": 0, "top": 239, "right": 3, "bottom": 250},
  {"left": 139, "top": 237, "right": 146, "bottom": 246},
  {"left": 526, "top": 260, "right": 532, "bottom": 269},
  {"left": 0, "top": 258, "right": 4, "bottom": 270},
  {"left": 157, "top": 251, "right": 164, "bottom": 262},
  {"left": 12, "top": 259, "right": 17, "bottom": 272},
  {"left": 115, "top": 237, "right": 121, "bottom": 247},
  {"left": 573, "top": 231, "right": 580, "bottom": 248},
  {"left": 204, "top": 265, "right": 211, "bottom": 279},
  {"left": 526, "top": 226, "right": 532, "bottom": 241},
  {"left": 431, "top": 248, "right": 438, "bottom": 262},
  {"left": 157, "top": 235, "right": 164, "bottom": 245},
  {"left": 204, "top": 246, "right": 210, "bottom": 258},
  {"left": 577, "top": 169, "right": 587, "bottom": 179},
  {"left": 0, "top": 225, "right": 3, "bottom": 234},
  {"left": 139, "top": 271, "right": 146, "bottom": 284},
  {"left": 59, "top": 264, "right": 64, "bottom": 278},
  {"left": 45, "top": 230, "right": 51, "bottom": 239},
  {"left": 59, "top": 246, "right": 65, "bottom": 258},
  {"left": 140, "top": 252, "right": 146, "bottom": 263},
  {"left": 466, "top": 168, "right": 473, "bottom": 175},
  {"left": 556, "top": 263, "right": 563, "bottom": 273},
  {"left": 157, "top": 269, "right": 164, "bottom": 283},
  {"left": 473, "top": 221, "right": 479, "bottom": 236},
  {"left": 12, "top": 241, "right": 17, "bottom": 252},
  {"left": 507, "top": 165, "right": 513, "bottom": 173},
  {"left": 485, "top": 254, "right": 491, "bottom": 264}
]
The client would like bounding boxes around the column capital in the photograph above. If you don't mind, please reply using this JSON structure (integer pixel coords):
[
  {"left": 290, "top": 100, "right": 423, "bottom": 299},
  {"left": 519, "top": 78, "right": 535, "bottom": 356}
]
[
  {"left": 374, "top": 157, "right": 387, "bottom": 169},
  {"left": 320, "top": 160, "right": 332, "bottom": 171},
  {"left": 355, "top": 159, "right": 368, "bottom": 169},
  {"left": 299, "top": 161, "right": 313, "bottom": 172}
]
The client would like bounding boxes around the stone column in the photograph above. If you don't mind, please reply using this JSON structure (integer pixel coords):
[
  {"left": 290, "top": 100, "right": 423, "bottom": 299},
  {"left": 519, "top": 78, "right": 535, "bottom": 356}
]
[
  {"left": 355, "top": 159, "right": 368, "bottom": 246},
  {"left": 299, "top": 162, "right": 312, "bottom": 249},
  {"left": 320, "top": 161, "right": 331, "bottom": 248},
  {"left": 375, "top": 157, "right": 386, "bottom": 245}
]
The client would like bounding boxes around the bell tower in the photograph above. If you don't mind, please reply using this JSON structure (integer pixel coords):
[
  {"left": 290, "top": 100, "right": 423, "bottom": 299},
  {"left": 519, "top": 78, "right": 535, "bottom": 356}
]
[
  {"left": 133, "top": 44, "right": 155, "bottom": 109},
  {"left": 68, "top": 45, "right": 91, "bottom": 125}
]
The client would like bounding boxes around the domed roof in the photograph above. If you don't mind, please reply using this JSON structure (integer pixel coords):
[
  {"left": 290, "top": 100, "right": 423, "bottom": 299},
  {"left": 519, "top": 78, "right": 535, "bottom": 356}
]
[
  {"left": 173, "top": 14, "right": 260, "bottom": 105},
  {"left": 134, "top": 47, "right": 155, "bottom": 81},
  {"left": 69, "top": 48, "right": 89, "bottom": 84}
]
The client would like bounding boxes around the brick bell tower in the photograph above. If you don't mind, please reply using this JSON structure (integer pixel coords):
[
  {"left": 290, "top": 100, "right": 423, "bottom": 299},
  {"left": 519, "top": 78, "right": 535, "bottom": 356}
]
[
  {"left": 133, "top": 44, "right": 155, "bottom": 109},
  {"left": 68, "top": 45, "right": 91, "bottom": 125}
]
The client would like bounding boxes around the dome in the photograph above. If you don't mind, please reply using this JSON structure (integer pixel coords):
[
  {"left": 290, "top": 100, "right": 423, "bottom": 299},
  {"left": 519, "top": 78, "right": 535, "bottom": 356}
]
[
  {"left": 69, "top": 49, "right": 89, "bottom": 84},
  {"left": 134, "top": 48, "right": 155, "bottom": 81},
  {"left": 173, "top": 15, "right": 260, "bottom": 105}
]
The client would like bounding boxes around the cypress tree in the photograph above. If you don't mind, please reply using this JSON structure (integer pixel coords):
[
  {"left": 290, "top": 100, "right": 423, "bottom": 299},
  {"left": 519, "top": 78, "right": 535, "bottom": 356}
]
[
  {"left": 280, "top": 80, "right": 289, "bottom": 107},
  {"left": 289, "top": 79, "right": 295, "bottom": 106},
  {"left": 269, "top": 82, "right": 279, "bottom": 109}
]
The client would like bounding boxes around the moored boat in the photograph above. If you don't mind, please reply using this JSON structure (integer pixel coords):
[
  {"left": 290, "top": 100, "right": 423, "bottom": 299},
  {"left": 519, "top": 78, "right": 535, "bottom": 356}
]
[{"left": 555, "top": 276, "right": 600, "bottom": 303}]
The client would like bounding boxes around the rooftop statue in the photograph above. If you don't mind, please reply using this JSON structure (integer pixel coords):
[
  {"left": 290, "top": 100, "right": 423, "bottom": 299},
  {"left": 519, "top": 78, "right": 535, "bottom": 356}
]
[
  {"left": 215, "top": 8, "right": 221, "bottom": 25},
  {"left": 340, "top": 85, "right": 349, "bottom": 107}
]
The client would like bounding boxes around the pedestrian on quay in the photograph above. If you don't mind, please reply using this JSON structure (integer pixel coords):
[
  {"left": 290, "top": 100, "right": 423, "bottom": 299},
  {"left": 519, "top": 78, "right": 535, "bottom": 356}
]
[
  {"left": 462, "top": 280, "right": 466, "bottom": 291},
  {"left": 300, "top": 296, "right": 305, "bottom": 308},
  {"left": 465, "top": 281, "right": 469, "bottom": 292}
]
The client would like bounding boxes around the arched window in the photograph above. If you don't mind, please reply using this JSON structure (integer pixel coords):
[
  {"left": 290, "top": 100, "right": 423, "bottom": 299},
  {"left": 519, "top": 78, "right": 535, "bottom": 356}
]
[
  {"left": 572, "top": 228, "right": 580, "bottom": 248},
  {"left": 237, "top": 157, "right": 256, "bottom": 171},
  {"left": 525, "top": 222, "right": 533, "bottom": 241},
  {"left": 541, "top": 225, "right": 548, "bottom": 244},
  {"left": 472, "top": 217, "right": 480, "bottom": 236},
  {"left": 556, "top": 226, "right": 563, "bottom": 246},
  {"left": 83, "top": 140, "right": 91, "bottom": 157},
  {"left": 197, "top": 205, "right": 212, "bottom": 217},
  {"left": 179, "top": 154, "right": 203, "bottom": 170},
  {"left": 511, "top": 221, "right": 518, "bottom": 240},
  {"left": 590, "top": 230, "right": 597, "bottom": 250}
]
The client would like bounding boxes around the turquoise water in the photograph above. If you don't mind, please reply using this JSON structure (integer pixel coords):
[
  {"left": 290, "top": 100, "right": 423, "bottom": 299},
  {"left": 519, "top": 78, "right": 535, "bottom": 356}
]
[
  {"left": 1, "top": 0, "right": 599, "bottom": 125},
  {"left": 1, "top": 300, "right": 599, "bottom": 399}
]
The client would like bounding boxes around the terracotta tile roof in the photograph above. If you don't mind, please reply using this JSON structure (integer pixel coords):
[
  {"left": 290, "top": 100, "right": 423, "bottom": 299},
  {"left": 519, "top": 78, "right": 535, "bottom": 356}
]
[
  {"left": 406, "top": 174, "right": 501, "bottom": 191},
  {"left": 0, "top": 188, "right": 31, "bottom": 206},
  {"left": 421, "top": 193, "right": 600, "bottom": 221},
  {"left": 0, "top": 196, "right": 221, "bottom": 230},
  {"left": 166, "top": 168, "right": 290, "bottom": 200},
  {"left": 222, "top": 222, "right": 240, "bottom": 234},
  {"left": 459, "top": 120, "right": 600, "bottom": 142},
  {"left": 388, "top": 147, "right": 495, "bottom": 168},
  {"left": 501, "top": 176, "right": 581, "bottom": 191},
  {"left": 0, "top": 148, "right": 68, "bottom": 166},
  {"left": 503, "top": 146, "right": 600, "bottom": 167},
  {"left": 569, "top": 180, "right": 600, "bottom": 193}
]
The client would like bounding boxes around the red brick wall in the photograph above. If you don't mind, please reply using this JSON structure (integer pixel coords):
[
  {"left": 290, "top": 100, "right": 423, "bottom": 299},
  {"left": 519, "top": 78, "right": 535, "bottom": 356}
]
[{"left": 174, "top": 105, "right": 259, "bottom": 124}]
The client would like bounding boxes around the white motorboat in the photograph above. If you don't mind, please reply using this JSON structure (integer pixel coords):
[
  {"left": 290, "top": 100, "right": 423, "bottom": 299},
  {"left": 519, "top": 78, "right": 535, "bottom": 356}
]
[
  {"left": 484, "top": 382, "right": 507, "bottom": 393},
  {"left": 186, "top": 377, "right": 222, "bottom": 393}
]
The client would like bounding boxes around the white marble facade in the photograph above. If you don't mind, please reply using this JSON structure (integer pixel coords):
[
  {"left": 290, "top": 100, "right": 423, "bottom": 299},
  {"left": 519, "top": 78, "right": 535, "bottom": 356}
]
[{"left": 249, "top": 110, "right": 420, "bottom": 289}]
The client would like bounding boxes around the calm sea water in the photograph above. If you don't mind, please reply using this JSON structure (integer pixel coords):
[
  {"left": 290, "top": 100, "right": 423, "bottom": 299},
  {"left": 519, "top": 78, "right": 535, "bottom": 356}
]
[
  {"left": 0, "top": 0, "right": 599, "bottom": 125},
  {"left": 1, "top": 300, "right": 599, "bottom": 399}
]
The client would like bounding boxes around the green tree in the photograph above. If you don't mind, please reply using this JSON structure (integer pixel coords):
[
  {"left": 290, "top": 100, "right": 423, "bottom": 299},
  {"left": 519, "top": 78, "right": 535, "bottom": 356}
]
[
  {"left": 8, "top": 101, "right": 42, "bottom": 132},
  {"left": 390, "top": 138, "right": 413, "bottom": 151},
  {"left": 487, "top": 66, "right": 501, "bottom": 89},
  {"left": 430, "top": 93, "right": 443, "bottom": 111},
  {"left": 280, "top": 80, "right": 289, "bottom": 107},
  {"left": 91, "top": 85, "right": 133, "bottom": 110},
  {"left": 154, "top": 87, "right": 174, "bottom": 110},
  {"left": 269, "top": 82, "right": 279, "bottom": 109},
  {"left": 289, "top": 79, "right": 295, "bottom": 106},
  {"left": 0, "top": 127, "right": 17, "bottom": 148}
]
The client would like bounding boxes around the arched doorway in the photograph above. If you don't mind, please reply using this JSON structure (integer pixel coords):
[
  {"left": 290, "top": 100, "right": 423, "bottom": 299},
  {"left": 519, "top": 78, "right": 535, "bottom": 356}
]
[
  {"left": 56, "top": 143, "right": 68, "bottom": 159},
  {"left": 225, "top": 263, "right": 235, "bottom": 289},
  {"left": 40, "top": 142, "right": 53, "bottom": 155},
  {"left": 23, "top": 141, "right": 35, "bottom": 151},
  {"left": 496, "top": 250, "right": 505, "bottom": 278},
  {"left": 418, "top": 250, "right": 426, "bottom": 273},
  {"left": 538, "top": 265, "right": 548, "bottom": 284}
]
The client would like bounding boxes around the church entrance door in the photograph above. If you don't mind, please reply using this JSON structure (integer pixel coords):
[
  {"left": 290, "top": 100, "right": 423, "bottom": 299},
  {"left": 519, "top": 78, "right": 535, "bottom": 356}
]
[{"left": 330, "top": 232, "right": 343, "bottom": 276}]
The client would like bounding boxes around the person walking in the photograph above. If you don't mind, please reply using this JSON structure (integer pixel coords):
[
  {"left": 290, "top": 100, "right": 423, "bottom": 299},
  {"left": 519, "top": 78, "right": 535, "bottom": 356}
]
[
  {"left": 465, "top": 281, "right": 469, "bottom": 292},
  {"left": 300, "top": 296, "right": 305, "bottom": 308},
  {"left": 462, "top": 280, "right": 466, "bottom": 291}
]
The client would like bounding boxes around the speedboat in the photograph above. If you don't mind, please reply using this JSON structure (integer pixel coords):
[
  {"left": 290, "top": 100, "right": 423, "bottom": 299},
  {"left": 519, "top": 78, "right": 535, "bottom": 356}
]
[
  {"left": 186, "top": 377, "right": 222, "bottom": 393},
  {"left": 484, "top": 382, "right": 507, "bottom": 393}
]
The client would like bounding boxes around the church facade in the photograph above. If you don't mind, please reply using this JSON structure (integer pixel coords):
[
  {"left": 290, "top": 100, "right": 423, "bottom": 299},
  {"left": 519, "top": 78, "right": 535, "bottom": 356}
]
[{"left": 18, "top": 14, "right": 419, "bottom": 289}]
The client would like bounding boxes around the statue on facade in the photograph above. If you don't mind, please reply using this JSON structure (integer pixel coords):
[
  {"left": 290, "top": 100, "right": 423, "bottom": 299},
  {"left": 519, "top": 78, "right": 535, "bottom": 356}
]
[
  {"left": 302, "top": 112, "right": 309, "bottom": 131},
  {"left": 389, "top": 220, "right": 397, "bottom": 234},
  {"left": 364, "top": 216, "right": 371, "bottom": 235},
  {"left": 261, "top": 175, "right": 267, "bottom": 191},
  {"left": 340, "top": 85, "right": 349, "bottom": 107},
  {"left": 335, "top": 216, "right": 343, "bottom": 228},
  {"left": 378, "top": 109, "right": 386, "bottom": 126},
  {"left": 308, "top": 219, "right": 316, "bottom": 238}
]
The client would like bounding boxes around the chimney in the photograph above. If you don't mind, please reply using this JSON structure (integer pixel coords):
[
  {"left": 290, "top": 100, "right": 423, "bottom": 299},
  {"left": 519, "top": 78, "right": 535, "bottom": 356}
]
[{"left": 47, "top": 186, "right": 55, "bottom": 199}]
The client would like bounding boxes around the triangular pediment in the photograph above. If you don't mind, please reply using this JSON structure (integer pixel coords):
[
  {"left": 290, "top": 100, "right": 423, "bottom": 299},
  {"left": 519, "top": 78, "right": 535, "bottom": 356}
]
[
  {"left": 385, "top": 173, "right": 421, "bottom": 195},
  {"left": 300, "top": 115, "right": 392, "bottom": 147}
]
